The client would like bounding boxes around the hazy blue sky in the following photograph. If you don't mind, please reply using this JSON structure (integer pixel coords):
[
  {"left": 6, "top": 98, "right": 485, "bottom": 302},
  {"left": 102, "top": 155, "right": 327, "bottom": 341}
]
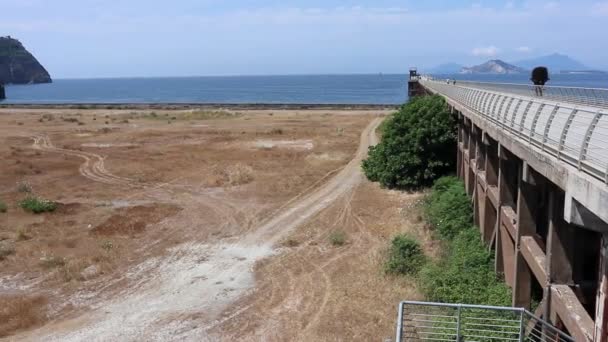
[{"left": 1, "top": 0, "right": 607, "bottom": 78}]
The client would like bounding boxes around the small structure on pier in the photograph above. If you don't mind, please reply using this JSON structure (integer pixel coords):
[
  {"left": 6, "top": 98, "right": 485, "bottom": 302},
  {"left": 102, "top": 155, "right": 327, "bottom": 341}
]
[
  {"left": 0, "top": 83, "right": 5, "bottom": 101},
  {"left": 407, "top": 67, "right": 426, "bottom": 98}
]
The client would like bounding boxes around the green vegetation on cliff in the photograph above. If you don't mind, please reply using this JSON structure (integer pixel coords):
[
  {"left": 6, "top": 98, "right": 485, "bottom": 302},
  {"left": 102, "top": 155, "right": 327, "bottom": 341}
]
[
  {"left": 0, "top": 36, "right": 51, "bottom": 84},
  {"left": 362, "top": 95, "right": 456, "bottom": 189}
]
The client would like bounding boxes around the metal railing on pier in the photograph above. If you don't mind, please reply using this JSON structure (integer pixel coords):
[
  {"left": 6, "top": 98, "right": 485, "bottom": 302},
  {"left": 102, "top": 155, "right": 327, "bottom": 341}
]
[
  {"left": 425, "top": 77, "right": 608, "bottom": 109},
  {"left": 420, "top": 78, "right": 608, "bottom": 184},
  {"left": 396, "top": 301, "right": 574, "bottom": 342}
]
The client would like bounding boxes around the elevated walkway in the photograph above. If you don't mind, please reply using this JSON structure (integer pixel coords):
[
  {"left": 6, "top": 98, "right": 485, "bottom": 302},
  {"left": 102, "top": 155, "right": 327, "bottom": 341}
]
[{"left": 400, "top": 78, "right": 608, "bottom": 341}]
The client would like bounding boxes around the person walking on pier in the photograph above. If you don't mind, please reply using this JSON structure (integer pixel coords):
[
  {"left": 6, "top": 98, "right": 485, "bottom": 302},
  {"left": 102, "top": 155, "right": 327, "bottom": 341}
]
[{"left": 531, "top": 66, "right": 549, "bottom": 96}]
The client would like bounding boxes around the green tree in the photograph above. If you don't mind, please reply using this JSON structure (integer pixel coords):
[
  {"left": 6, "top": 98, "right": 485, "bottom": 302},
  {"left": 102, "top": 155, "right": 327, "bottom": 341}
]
[{"left": 362, "top": 95, "right": 456, "bottom": 189}]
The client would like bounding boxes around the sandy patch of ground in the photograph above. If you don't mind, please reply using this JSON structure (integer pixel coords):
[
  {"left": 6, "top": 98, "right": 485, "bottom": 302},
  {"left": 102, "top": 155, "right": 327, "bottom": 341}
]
[
  {"left": 253, "top": 139, "right": 314, "bottom": 150},
  {"left": 80, "top": 143, "right": 139, "bottom": 148}
]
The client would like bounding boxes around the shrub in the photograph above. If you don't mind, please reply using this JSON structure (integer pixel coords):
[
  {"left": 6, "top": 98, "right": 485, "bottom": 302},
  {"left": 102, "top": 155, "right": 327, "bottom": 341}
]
[
  {"left": 362, "top": 95, "right": 456, "bottom": 189},
  {"left": 0, "top": 201, "right": 6, "bottom": 213},
  {"left": 416, "top": 177, "right": 511, "bottom": 306},
  {"left": 329, "top": 231, "right": 346, "bottom": 246},
  {"left": 385, "top": 234, "right": 425, "bottom": 275},
  {"left": 425, "top": 176, "right": 472, "bottom": 240},
  {"left": 19, "top": 197, "right": 57, "bottom": 214},
  {"left": 418, "top": 229, "right": 511, "bottom": 306}
]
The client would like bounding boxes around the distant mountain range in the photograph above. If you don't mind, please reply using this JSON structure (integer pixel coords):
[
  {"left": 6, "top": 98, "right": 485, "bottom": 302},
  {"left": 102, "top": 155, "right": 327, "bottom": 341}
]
[
  {"left": 461, "top": 60, "right": 526, "bottom": 74},
  {"left": 429, "top": 53, "right": 605, "bottom": 75},
  {"left": 513, "top": 53, "right": 587, "bottom": 72}
]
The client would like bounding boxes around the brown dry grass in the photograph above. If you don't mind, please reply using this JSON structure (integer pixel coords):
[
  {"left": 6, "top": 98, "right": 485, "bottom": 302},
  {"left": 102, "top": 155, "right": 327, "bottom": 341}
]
[
  {"left": 0, "top": 107, "right": 387, "bottom": 338},
  {"left": 211, "top": 182, "right": 432, "bottom": 341},
  {"left": 0, "top": 295, "right": 48, "bottom": 338}
]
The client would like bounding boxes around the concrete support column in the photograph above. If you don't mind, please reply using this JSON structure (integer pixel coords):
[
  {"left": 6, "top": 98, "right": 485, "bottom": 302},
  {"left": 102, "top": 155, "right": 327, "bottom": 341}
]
[
  {"left": 463, "top": 119, "right": 472, "bottom": 194},
  {"left": 595, "top": 234, "right": 608, "bottom": 342},
  {"left": 467, "top": 125, "right": 477, "bottom": 197},
  {"left": 495, "top": 145, "right": 518, "bottom": 280},
  {"left": 482, "top": 138, "right": 498, "bottom": 244},
  {"left": 473, "top": 131, "right": 485, "bottom": 227},
  {"left": 513, "top": 162, "right": 538, "bottom": 309},
  {"left": 544, "top": 188, "right": 575, "bottom": 326},
  {"left": 457, "top": 114, "right": 463, "bottom": 179}
]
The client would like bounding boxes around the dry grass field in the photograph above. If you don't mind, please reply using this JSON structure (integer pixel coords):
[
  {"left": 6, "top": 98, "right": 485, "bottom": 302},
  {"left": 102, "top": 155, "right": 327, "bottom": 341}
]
[{"left": 0, "top": 107, "right": 429, "bottom": 341}]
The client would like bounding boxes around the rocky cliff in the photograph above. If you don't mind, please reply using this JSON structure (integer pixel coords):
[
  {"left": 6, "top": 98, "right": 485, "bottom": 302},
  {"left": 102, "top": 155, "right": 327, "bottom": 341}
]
[
  {"left": 0, "top": 36, "right": 51, "bottom": 84},
  {"left": 461, "top": 59, "right": 526, "bottom": 74}
]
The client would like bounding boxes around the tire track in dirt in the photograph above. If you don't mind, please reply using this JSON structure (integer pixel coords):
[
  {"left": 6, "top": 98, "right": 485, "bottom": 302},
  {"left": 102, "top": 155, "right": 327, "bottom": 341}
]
[
  {"left": 210, "top": 146, "right": 379, "bottom": 340},
  {"left": 18, "top": 117, "right": 382, "bottom": 342},
  {"left": 31, "top": 135, "right": 137, "bottom": 187}
]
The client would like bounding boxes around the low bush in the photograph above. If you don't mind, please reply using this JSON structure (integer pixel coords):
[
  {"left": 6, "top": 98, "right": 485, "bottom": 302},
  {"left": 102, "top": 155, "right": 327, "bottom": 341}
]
[
  {"left": 0, "top": 201, "right": 6, "bottom": 213},
  {"left": 418, "top": 229, "right": 511, "bottom": 306},
  {"left": 425, "top": 176, "right": 473, "bottom": 240},
  {"left": 19, "top": 197, "right": 57, "bottom": 214},
  {"left": 362, "top": 95, "right": 456, "bottom": 190},
  {"left": 329, "top": 231, "right": 346, "bottom": 246},
  {"left": 385, "top": 234, "right": 425, "bottom": 275},
  {"left": 416, "top": 176, "right": 511, "bottom": 306}
]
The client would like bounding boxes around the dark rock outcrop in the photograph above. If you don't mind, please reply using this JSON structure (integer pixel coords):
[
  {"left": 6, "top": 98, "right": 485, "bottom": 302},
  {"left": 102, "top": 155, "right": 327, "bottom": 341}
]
[{"left": 0, "top": 36, "right": 51, "bottom": 84}]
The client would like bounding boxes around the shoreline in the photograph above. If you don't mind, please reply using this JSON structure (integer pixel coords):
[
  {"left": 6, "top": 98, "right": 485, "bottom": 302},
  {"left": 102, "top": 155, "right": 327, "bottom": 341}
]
[{"left": 0, "top": 103, "right": 400, "bottom": 110}]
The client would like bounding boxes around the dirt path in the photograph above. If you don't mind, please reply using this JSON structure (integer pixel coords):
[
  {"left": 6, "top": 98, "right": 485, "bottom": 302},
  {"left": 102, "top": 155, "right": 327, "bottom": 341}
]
[{"left": 14, "top": 117, "right": 382, "bottom": 342}]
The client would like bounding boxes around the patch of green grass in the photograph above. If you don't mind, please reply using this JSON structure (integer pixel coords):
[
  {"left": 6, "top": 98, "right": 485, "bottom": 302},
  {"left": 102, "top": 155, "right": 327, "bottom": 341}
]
[
  {"left": 19, "top": 196, "right": 57, "bottom": 214},
  {"left": 329, "top": 231, "right": 346, "bottom": 246},
  {"left": 415, "top": 176, "right": 511, "bottom": 306},
  {"left": 424, "top": 176, "right": 473, "bottom": 240},
  {"left": 385, "top": 234, "right": 425, "bottom": 275}
]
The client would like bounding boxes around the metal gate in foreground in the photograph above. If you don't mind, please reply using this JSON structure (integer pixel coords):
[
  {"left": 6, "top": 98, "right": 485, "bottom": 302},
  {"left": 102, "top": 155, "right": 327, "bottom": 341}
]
[{"left": 396, "top": 301, "right": 574, "bottom": 342}]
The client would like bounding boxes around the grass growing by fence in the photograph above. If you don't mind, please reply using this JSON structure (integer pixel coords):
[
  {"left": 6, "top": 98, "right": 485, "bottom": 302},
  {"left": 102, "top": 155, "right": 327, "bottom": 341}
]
[{"left": 418, "top": 176, "right": 511, "bottom": 306}]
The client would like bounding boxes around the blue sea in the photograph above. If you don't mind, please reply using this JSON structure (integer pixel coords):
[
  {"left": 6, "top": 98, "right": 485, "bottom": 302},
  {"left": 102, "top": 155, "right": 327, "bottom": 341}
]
[{"left": 2, "top": 73, "right": 607, "bottom": 105}]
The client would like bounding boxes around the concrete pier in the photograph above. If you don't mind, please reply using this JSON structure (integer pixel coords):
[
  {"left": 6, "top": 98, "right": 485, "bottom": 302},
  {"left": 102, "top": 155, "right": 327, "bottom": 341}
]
[{"left": 416, "top": 78, "right": 608, "bottom": 342}]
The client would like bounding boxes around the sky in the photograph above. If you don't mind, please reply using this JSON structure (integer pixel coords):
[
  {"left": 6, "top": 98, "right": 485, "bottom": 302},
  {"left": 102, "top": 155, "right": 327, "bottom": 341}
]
[{"left": 1, "top": 0, "right": 607, "bottom": 78}]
